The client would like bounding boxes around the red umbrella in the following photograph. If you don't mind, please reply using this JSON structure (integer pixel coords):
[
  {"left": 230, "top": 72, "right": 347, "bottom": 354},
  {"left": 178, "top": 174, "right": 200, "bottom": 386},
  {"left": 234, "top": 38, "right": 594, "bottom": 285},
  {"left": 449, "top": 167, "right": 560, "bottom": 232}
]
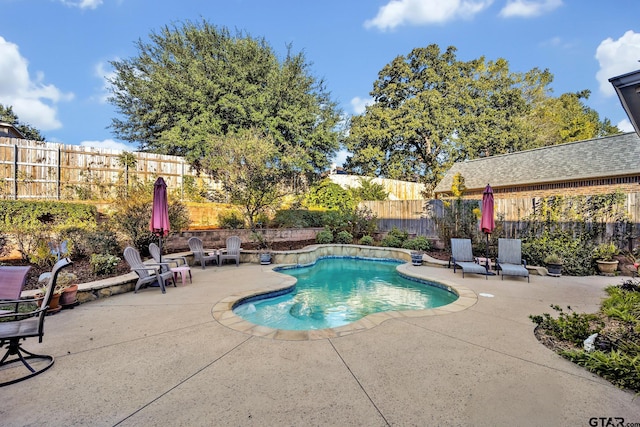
[
  {"left": 150, "top": 177, "right": 170, "bottom": 262},
  {"left": 480, "top": 184, "right": 495, "bottom": 273},
  {"left": 480, "top": 184, "right": 495, "bottom": 234}
]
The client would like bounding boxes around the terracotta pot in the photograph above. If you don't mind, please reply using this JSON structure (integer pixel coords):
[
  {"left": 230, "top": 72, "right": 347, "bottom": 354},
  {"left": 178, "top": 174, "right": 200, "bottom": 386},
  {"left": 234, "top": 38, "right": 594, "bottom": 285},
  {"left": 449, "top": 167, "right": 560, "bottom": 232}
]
[
  {"left": 596, "top": 260, "right": 619, "bottom": 275},
  {"left": 60, "top": 284, "right": 78, "bottom": 306},
  {"left": 37, "top": 292, "right": 61, "bottom": 313}
]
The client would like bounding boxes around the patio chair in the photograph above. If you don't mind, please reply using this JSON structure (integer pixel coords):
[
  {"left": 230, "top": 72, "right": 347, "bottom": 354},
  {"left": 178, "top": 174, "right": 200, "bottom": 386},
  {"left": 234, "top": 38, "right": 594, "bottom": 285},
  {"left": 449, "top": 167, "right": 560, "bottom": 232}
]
[
  {"left": 219, "top": 236, "right": 241, "bottom": 267},
  {"left": 0, "top": 266, "right": 32, "bottom": 315},
  {"left": 450, "top": 238, "right": 489, "bottom": 279},
  {"left": 187, "top": 237, "right": 218, "bottom": 269},
  {"left": 0, "top": 258, "right": 72, "bottom": 386},
  {"left": 149, "top": 243, "right": 188, "bottom": 269},
  {"left": 496, "top": 238, "right": 530, "bottom": 282},
  {"left": 123, "top": 246, "right": 176, "bottom": 294}
]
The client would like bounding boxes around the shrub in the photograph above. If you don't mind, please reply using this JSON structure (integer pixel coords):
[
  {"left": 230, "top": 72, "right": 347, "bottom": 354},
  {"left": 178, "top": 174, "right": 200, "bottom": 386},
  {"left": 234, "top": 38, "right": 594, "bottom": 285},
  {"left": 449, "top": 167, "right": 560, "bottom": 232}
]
[
  {"left": 380, "top": 227, "right": 408, "bottom": 248},
  {"left": 335, "top": 230, "right": 353, "bottom": 244},
  {"left": 359, "top": 235, "right": 374, "bottom": 246},
  {"left": 272, "top": 209, "right": 325, "bottom": 228},
  {"left": 90, "top": 253, "right": 121, "bottom": 276},
  {"left": 593, "top": 242, "right": 619, "bottom": 261},
  {"left": 316, "top": 229, "right": 333, "bottom": 244},
  {"left": 529, "top": 305, "right": 602, "bottom": 346},
  {"left": 401, "top": 236, "right": 432, "bottom": 252},
  {"left": 522, "top": 231, "right": 595, "bottom": 276},
  {"left": 218, "top": 211, "right": 245, "bottom": 229}
]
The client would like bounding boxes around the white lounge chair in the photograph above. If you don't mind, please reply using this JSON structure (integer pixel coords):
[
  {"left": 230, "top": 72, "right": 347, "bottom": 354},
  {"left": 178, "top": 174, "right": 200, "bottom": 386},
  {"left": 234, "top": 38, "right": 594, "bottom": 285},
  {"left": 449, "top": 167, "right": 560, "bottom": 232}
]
[
  {"left": 496, "top": 238, "right": 529, "bottom": 282},
  {"left": 450, "top": 238, "right": 489, "bottom": 279}
]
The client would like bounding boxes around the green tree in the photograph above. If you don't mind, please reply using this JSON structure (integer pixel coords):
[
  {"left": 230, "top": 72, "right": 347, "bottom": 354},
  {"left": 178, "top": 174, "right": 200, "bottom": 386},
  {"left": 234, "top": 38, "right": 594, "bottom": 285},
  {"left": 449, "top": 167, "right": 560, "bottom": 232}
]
[
  {"left": 345, "top": 44, "right": 619, "bottom": 194},
  {"left": 203, "top": 131, "right": 290, "bottom": 230},
  {"left": 108, "top": 19, "right": 342, "bottom": 181},
  {"left": 305, "top": 179, "right": 355, "bottom": 211},
  {"left": 0, "top": 104, "right": 46, "bottom": 141},
  {"left": 526, "top": 90, "right": 620, "bottom": 147},
  {"left": 348, "top": 177, "right": 388, "bottom": 201}
]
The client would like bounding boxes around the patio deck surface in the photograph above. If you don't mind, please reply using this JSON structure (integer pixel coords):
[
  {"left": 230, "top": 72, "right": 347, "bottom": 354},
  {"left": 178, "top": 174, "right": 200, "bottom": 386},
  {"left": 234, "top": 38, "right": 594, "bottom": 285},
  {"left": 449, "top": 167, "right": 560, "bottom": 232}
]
[{"left": 1, "top": 261, "right": 639, "bottom": 426}]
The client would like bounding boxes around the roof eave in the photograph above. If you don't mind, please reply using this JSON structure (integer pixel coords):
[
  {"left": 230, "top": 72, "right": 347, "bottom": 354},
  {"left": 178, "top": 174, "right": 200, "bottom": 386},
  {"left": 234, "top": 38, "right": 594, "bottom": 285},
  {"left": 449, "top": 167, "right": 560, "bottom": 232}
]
[{"left": 609, "top": 69, "right": 640, "bottom": 137}]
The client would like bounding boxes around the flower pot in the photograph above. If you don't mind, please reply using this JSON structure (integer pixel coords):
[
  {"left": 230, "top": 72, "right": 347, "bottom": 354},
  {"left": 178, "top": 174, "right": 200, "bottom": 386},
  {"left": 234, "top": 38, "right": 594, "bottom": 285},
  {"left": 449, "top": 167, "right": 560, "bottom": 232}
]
[
  {"left": 60, "top": 284, "right": 78, "bottom": 306},
  {"left": 36, "top": 293, "right": 62, "bottom": 314},
  {"left": 546, "top": 263, "right": 563, "bottom": 277},
  {"left": 411, "top": 252, "right": 423, "bottom": 266},
  {"left": 259, "top": 252, "right": 272, "bottom": 265},
  {"left": 596, "top": 260, "right": 618, "bottom": 275}
]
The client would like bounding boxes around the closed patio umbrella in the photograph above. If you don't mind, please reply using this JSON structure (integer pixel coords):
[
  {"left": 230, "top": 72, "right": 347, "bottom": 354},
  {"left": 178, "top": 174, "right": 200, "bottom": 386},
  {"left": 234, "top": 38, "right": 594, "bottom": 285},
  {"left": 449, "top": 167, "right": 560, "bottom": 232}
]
[
  {"left": 150, "top": 177, "right": 170, "bottom": 262},
  {"left": 480, "top": 184, "right": 495, "bottom": 274}
]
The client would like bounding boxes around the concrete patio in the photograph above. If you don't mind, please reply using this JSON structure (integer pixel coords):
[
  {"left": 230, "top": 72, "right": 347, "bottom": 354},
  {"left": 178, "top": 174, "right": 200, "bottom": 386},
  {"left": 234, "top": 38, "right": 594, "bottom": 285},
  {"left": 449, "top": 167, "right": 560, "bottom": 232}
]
[{"left": 1, "top": 261, "right": 639, "bottom": 426}]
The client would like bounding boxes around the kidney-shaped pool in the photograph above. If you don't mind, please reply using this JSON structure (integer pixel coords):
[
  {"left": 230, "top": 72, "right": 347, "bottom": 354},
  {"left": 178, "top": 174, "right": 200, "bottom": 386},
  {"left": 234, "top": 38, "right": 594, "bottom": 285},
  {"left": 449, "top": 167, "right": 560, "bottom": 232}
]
[{"left": 232, "top": 257, "right": 459, "bottom": 331}]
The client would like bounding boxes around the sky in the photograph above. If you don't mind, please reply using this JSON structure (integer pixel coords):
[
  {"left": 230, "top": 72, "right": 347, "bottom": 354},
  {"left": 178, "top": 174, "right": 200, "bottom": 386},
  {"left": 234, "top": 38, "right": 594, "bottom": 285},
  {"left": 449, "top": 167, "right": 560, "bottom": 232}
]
[{"left": 1, "top": 0, "right": 639, "bottom": 165}]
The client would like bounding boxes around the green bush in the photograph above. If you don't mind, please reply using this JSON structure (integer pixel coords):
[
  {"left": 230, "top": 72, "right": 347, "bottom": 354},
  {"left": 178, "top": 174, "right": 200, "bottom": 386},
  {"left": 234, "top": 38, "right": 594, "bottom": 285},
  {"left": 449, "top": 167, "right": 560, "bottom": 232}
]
[
  {"left": 359, "top": 235, "right": 374, "bottom": 246},
  {"left": 401, "top": 236, "right": 432, "bottom": 252},
  {"left": 380, "top": 227, "right": 409, "bottom": 248},
  {"left": 335, "top": 230, "right": 353, "bottom": 244},
  {"left": 316, "top": 229, "right": 333, "bottom": 244},
  {"left": 522, "top": 231, "right": 595, "bottom": 276},
  {"left": 218, "top": 211, "right": 245, "bottom": 229},
  {"left": 90, "top": 253, "right": 121, "bottom": 276},
  {"left": 272, "top": 209, "right": 325, "bottom": 228},
  {"left": 529, "top": 305, "right": 602, "bottom": 346}
]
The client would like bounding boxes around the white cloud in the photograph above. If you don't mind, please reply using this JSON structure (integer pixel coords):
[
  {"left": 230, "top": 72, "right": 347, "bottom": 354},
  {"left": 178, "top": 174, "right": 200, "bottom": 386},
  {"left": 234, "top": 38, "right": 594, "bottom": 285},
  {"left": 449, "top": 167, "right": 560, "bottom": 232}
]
[
  {"left": 364, "top": 0, "right": 493, "bottom": 30},
  {"left": 617, "top": 118, "right": 635, "bottom": 133},
  {"left": 0, "top": 37, "right": 73, "bottom": 130},
  {"left": 60, "top": 0, "right": 103, "bottom": 10},
  {"left": 350, "top": 96, "right": 374, "bottom": 114},
  {"left": 595, "top": 30, "right": 640, "bottom": 97},
  {"left": 80, "top": 139, "right": 135, "bottom": 151},
  {"left": 499, "top": 0, "right": 562, "bottom": 18},
  {"left": 94, "top": 60, "right": 116, "bottom": 103}
]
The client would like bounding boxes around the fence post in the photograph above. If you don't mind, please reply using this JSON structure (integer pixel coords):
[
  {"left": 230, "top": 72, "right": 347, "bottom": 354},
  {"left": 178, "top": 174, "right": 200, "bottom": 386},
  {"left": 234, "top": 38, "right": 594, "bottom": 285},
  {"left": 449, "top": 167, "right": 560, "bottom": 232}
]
[
  {"left": 57, "top": 146, "right": 61, "bottom": 200},
  {"left": 13, "top": 144, "right": 17, "bottom": 200}
]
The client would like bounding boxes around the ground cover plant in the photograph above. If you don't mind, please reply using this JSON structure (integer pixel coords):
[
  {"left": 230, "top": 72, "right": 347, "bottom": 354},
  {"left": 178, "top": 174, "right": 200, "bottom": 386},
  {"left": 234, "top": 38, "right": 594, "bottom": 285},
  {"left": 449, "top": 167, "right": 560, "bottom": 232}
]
[{"left": 530, "top": 279, "right": 640, "bottom": 392}]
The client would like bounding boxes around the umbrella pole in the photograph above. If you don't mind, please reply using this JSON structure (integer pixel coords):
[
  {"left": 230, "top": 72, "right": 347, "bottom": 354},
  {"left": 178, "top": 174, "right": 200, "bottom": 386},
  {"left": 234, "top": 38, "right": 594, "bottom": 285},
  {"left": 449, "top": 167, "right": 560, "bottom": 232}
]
[
  {"left": 159, "top": 230, "right": 163, "bottom": 263},
  {"left": 485, "top": 233, "right": 494, "bottom": 275}
]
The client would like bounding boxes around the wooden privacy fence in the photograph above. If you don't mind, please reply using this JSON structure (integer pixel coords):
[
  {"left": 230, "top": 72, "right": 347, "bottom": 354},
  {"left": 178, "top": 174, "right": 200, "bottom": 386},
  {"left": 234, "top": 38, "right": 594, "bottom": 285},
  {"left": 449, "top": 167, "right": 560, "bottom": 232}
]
[
  {"left": 362, "top": 195, "right": 640, "bottom": 242},
  {"left": 0, "top": 137, "right": 217, "bottom": 200}
]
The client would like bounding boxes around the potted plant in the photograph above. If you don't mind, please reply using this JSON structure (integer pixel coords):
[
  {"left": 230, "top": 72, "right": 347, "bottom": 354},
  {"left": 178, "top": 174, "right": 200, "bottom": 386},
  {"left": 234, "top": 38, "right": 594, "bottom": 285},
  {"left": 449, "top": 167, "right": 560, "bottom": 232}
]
[
  {"left": 593, "top": 243, "right": 619, "bottom": 275},
  {"left": 410, "top": 251, "right": 423, "bottom": 266},
  {"left": 544, "top": 253, "right": 564, "bottom": 277}
]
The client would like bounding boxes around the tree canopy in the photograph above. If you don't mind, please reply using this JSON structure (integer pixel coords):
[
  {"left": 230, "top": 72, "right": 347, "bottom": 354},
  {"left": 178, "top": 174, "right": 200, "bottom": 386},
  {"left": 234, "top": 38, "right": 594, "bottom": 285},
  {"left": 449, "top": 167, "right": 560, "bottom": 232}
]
[
  {"left": 108, "top": 19, "right": 342, "bottom": 180},
  {"left": 0, "top": 105, "right": 46, "bottom": 141},
  {"left": 344, "top": 45, "right": 620, "bottom": 194}
]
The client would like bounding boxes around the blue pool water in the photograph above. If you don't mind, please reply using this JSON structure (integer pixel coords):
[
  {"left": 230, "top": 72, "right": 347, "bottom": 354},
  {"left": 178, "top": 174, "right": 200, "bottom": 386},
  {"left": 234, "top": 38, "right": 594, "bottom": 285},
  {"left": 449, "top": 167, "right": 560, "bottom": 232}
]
[{"left": 233, "top": 257, "right": 458, "bottom": 330}]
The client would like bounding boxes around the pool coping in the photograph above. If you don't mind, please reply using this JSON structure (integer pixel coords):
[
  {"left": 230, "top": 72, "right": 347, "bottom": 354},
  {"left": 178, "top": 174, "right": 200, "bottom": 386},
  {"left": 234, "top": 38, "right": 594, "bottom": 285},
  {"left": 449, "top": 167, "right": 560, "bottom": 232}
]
[{"left": 211, "top": 259, "right": 478, "bottom": 341}]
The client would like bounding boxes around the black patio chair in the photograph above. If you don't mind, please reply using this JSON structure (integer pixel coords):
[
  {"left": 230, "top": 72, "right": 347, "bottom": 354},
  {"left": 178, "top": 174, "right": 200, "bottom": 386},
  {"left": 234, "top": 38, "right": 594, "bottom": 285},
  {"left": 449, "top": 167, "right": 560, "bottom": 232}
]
[{"left": 0, "top": 257, "right": 72, "bottom": 386}]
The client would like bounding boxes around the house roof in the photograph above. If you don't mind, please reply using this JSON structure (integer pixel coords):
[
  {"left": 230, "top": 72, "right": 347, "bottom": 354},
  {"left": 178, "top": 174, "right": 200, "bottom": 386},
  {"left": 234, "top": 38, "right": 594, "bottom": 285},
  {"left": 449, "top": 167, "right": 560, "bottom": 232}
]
[
  {"left": 609, "top": 69, "right": 640, "bottom": 137},
  {"left": 434, "top": 132, "right": 640, "bottom": 194},
  {"left": 0, "top": 122, "right": 25, "bottom": 139}
]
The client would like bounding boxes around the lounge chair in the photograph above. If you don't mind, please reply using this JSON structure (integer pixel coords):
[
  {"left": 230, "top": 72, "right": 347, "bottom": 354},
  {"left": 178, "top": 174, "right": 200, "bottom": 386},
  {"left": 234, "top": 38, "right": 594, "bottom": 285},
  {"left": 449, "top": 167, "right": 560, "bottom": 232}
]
[
  {"left": 187, "top": 237, "right": 218, "bottom": 269},
  {"left": 149, "top": 243, "right": 188, "bottom": 269},
  {"left": 450, "top": 238, "right": 489, "bottom": 279},
  {"left": 496, "top": 238, "right": 530, "bottom": 282},
  {"left": 123, "top": 246, "right": 176, "bottom": 293},
  {"left": 0, "top": 266, "right": 31, "bottom": 314},
  {"left": 0, "top": 258, "right": 72, "bottom": 386},
  {"left": 219, "top": 236, "right": 241, "bottom": 267}
]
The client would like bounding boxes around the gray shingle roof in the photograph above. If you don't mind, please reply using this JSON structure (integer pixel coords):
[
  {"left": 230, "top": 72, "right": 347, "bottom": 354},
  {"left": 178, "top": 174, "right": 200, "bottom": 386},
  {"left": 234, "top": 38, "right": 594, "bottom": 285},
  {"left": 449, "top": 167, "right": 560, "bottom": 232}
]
[{"left": 434, "top": 132, "right": 640, "bottom": 194}]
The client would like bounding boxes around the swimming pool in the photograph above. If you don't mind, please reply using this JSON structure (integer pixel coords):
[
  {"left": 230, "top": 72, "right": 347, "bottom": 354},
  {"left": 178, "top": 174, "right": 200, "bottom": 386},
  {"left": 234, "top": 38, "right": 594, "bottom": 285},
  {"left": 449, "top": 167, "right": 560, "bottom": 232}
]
[{"left": 233, "top": 257, "right": 458, "bottom": 330}]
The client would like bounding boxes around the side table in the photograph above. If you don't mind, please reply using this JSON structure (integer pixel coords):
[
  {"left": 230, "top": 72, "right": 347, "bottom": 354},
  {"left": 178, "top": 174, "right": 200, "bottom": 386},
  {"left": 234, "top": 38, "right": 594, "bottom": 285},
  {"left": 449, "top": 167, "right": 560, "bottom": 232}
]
[{"left": 171, "top": 266, "right": 192, "bottom": 286}]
